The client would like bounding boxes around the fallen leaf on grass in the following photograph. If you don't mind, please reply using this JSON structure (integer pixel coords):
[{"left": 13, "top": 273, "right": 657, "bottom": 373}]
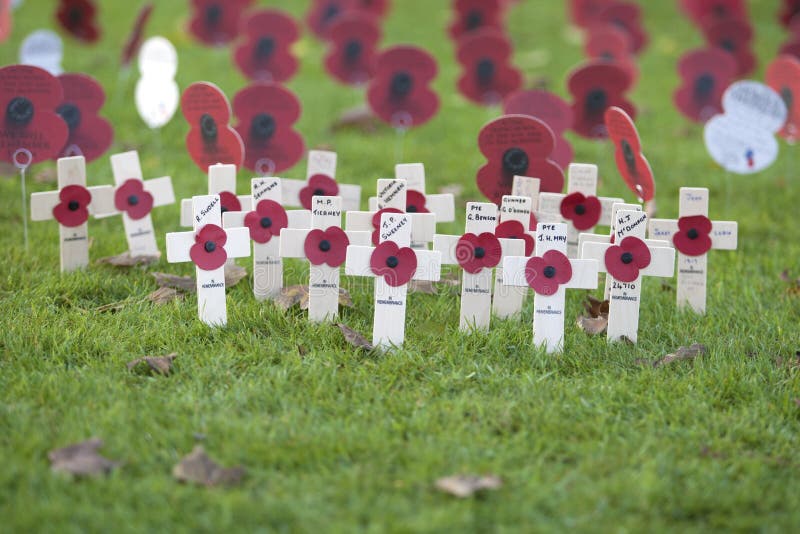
[
  {"left": 337, "top": 323, "right": 374, "bottom": 351},
  {"left": 49, "top": 438, "right": 120, "bottom": 477},
  {"left": 172, "top": 446, "right": 245, "bottom": 487},
  {"left": 780, "top": 270, "right": 800, "bottom": 296},
  {"left": 127, "top": 353, "right": 177, "bottom": 375},
  {"left": 435, "top": 474, "right": 503, "bottom": 498},
  {"left": 97, "top": 251, "right": 160, "bottom": 267},
  {"left": 147, "top": 287, "right": 183, "bottom": 304},
  {"left": 645, "top": 343, "right": 707, "bottom": 367},
  {"left": 330, "top": 104, "right": 381, "bottom": 133},
  {"left": 577, "top": 295, "right": 609, "bottom": 335},
  {"left": 152, "top": 272, "right": 195, "bottom": 292},
  {"left": 337, "top": 287, "right": 354, "bottom": 308},
  {"left": 224, "top": 264, "right": 248, "bottom": 287},
  {"left": 276, "top": 285, "right": 353, "bottom": 311}
]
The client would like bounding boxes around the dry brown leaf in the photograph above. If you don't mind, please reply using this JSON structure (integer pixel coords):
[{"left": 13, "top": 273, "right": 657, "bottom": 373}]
[
  {"left": 651, "top": 343, "right": 707, "bottom": 367},
  {"left": 330, "top": 104, "right": 382, "bottom": 133},
  {"left": 409, "top": 280, "right": 438, "bottom": 294},
  {"left": 338, "top": 287, "right": 354, "bottom": 308},
  {"left": 275, "top": 284, "right": 309, "bottom": 310},
  {"left": 148, "top": 287, "right": 183, "bottom": 304},
  {"left": 48, "top": 438, "right": 120, "bottom": 477},
  {"left": 224, "top": 264, "right": 248, "bottom": 287},
  {"left": 127, "top": 353, "right": 177, "bottom": 375},
  {"left": 583, "top": 295, "right": 609, "bottom": 318},
  {"left": 172, "top": 446, "right": 245, "bottom": 487},
  {"left": 97, "top": 251, "right": 160, "bottom": 267},
  {"left": 435, "top": 475, "right": 503, "bottom": 498},
  {"left": 576, "top": 315, "right": 608, "bottom": 335},
  {"left": 152, "top": 272, "right": 195, "bottom": 292},
  {"left": 337, "top": 323, "right": 374, "bottom": 351}
]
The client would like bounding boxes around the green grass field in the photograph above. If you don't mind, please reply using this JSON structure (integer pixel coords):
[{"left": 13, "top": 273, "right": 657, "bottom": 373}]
[{"left": 1, "top": 0, "right": 799, "bottom": 531}]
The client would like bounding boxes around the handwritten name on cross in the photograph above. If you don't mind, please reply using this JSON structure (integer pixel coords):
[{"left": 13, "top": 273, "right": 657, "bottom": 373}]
[
  {"left": 492, "top": 194, "right": 536, "bottom": 318},
  {"left": 367, "top": 163, "right": 455, "bottom": 224},
  {"left": 179, "top": 163, "right": 252, "bottom": 227}
]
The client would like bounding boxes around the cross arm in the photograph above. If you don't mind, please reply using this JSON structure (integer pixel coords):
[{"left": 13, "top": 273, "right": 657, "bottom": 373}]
[
  {"left": 565, "top": 259, "right": 600, "bottom": 289},
  {"left": 223, "top": 227, "right": 251, "bottom": 259},
  {"left": 642, "top": 246, "right": 676, "bottom": 278},
  {"left": 278, "top": 228, "right": 311, "bottom": 258},
  {"left": 145, "top": 176, "right": 176, "bottom": 207},
  {"left": 432, "top": 234, "right": 459, "bottom": 265},
  {"left": 166, "top": 230, "right": 195, "bottom": 263},
  {"left": 344, "top": 245, "right": 373, "bottom": 277},
  {"left": 30, "top": 191, "right": 60, "bottom": 221},
  {"left": 87, "top": 186, "right": 117, "bottom": 217},
  {"left": 412, "top": 249, "right": 442, "bottom": 281},
  {"left": 711, "top": 222, "right": 737, "bottom": 249},
  {"left": 501, "top": 256, "right": 531, "bottom": 288}
]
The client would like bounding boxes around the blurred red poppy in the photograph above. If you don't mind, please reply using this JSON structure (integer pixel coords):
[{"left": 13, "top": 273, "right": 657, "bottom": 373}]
[
  {"left": 370, "top": 240, "right": 417, "bottom": 287},
  {"left": 593, "top": 1, "right": 647, "bottom": 54},
  {"left": 674, "top": 48, "right": 737, "bottom": 123},
  {"left": 494, "top": 220, "right": 534, "bottom": 256},
  {"left": 244, "top": 199, "right": 288, "bottom": 244},
  {"left": 234, "top": 10, "right": 300, "bottom": 83},
  {"left": 456, "top": 29, "right": 522, "bottom": 106},
  {"left": 583, "top": 25, "right": 638, "bottom": 83},
  {"left": 455, "top": 232, "right": 502, "bottom": 274},
  {"left": 181, "top": 82, "right": 244, "bottom": 172},
  {"left": 324, "top": 12, "right": 381, "bottom": 86},
  {"left": 568, "top": 61, "right": 635, "bottom": 139},
  {"left": 779, "top": 0, "right": 800, "bottom": 28},
  {"left": 569, "top": 0, "right": 613, "bottom": 28},
  {"left": 604, "top": 236, "right": 650, "bottom": 282},
  {"left": 304, "top": 226, "right": 349, "bottom": 267},
  {"left": 449, "top": 0, "right": 503, "bottom": 40},
  {"left": 57, "top": 73, "right": 113, "bottom": 162},
  {"left": 604, "top": 106, "right": 654, "bottom": 202},
  {"left": 56, "top": 0, "right": 100, "bottom": 43},
  {"left": 114, "top": 178, "right": 153, "bottom": 220},
  {"left": 766, "top": 55, "right": 800, "bottom": 139},
  {"left": 673, "top": 215, "right": 713, "bottom": 256},
  {"left": 701, "top": 17, "right": 755, "bottom": 76},
  {"left": 188, "top": 0, "right": 252, "bottom": 46},
  {"left": 299, "top": 174, "right": 340, "bottom": 210},
  {"left": 679, "top": 0, "right": 747, "bottom": 26},
  {"left": 307, "top": 0, "right": 387, "bottom": 39},
  {"left": 53, "top": 184, "right": 91, "bottom": 227},
  {"left": 560, "top": 192, "right": 601, "bottom": 231},
  {"left": 524, "top": 250, "right": 573, "bottom": 296},
  {"left": 503, "top": 90, "right": 574, "bottom": 169},
  {"left": 190, "top": 224, "right": 228, "bottom": 271}
]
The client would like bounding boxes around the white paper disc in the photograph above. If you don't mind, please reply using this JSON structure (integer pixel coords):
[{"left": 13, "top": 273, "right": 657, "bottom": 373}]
[
  {"left": 19, "top": 29, "right": 63, "bottom": 75},
  {"left": 704, "top": 115, "right": 780, "bottom": 174},
  {"left": 721, "top": 81, "right": 787, "bottom": 133},
  {"left": 135, "top": 78, "right": 179, "bottom": 129},
  {"left": 138, "top": 36, "right": 178, "bottom": 80}
]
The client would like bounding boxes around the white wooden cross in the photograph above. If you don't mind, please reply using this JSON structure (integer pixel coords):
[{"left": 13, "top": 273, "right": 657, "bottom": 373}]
[
  {"left": 280, "top": 150, "right": 361, "bottom": 211},
  {"left": 346, "top": 178, "right": 437, "bottom": 248},
  {"left": 648, "top": 187, "right": 738, "bottom": 313},
  {"left": 30, "top": 155, "right": 115, "bottom": 272},
  {"left": 492, "top": 194, "right": 536, "bottom": 318},
  {"left": 581, "top": 210, "right": 676, "bottom": 343},
  {"left": 94, "top": 150, "right": 175, "bottom": 256},
  {"left": 538, "top": 163, "right": 624, "bottom": 258},
  {"left": 433, "top": 202, "right": 524, "bottom": 331},
  {"left": 345, "top": 212, "right": 442, "bottom": 348},
  {"left": 367, "top": 163, "right": 455, "bottom": 225},
  {"left": 279, "top": 196, "right": 370, "bottom": 321},
  {"left": 166, "top": 194, "right": 251, "bottom": 326},
  {"left": 502, "top": 223, "right": 599, "bottom": 353},
  {"left": 222, "top": 177, "right": 312, "bottom": 301},
  {"left": 179, "top": 163, "right": 252, "bottom": 227}
]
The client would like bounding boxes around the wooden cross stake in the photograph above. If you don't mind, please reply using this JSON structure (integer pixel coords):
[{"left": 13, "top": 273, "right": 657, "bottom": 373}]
[
  {"left": 492, "top": 194, "right": 536, "bottom": 318},
  {"left": 281, "top": 150, "right": 362, "bottom": 211},
  {"left": 368, "top": 163, "right": 455, "bottom": 224},
  {"left": 179, "top": 163, "right": 252, "bottom": 227}
]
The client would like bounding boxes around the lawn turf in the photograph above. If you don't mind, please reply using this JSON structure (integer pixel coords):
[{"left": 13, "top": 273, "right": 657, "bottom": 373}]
[{"left": 1, "top": 0, "right": 799, "bottom": 532}]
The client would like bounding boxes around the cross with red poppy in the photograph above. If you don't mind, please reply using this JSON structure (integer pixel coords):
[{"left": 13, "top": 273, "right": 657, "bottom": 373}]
[
  {"left": 367, "top": 164, "right": 455, "bottom": 225},
  {"left": 503, "top": 223, "right": 599, "bottom": 353},
  {"left": 345, "top": 212, "right": 442, "bottom": 348},
  {"left": 347, "top": 178, "right": 437, "bottom": 247},
  {"left": 648, "top": 187, "right": 738, "bottom": 314},
  {"left": 166, "top": 194, "right": 251, "bottom": 327},
  {"left": 279, "top": 195, "right": 371, "bottom": 322},
  {"left": 281, "top": 150, "right": 362, "bottom": 211},
  {"left": 433, "top": 202, "right": 524, "bottom": 331},
  {"left": 93, "top": 150, "right": 175, "bottom": 257},
  {"left": 179, "top": 163, "right": 252, "bottom": 228},
  {"left": 582, "top": 209, "right": 676, "bottom": 343},
  {"left": 30, "top": 155, "right": 115, "bottom": 272},
  {"left": 222, "top": 177, "right": 312, "bottom": 301},
  {"left": 538, "top": 163, "right": 624, "bottom": 258}
]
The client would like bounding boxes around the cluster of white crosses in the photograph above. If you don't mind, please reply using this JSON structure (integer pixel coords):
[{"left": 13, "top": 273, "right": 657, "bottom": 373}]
[{"left": 31, "top": 153, "right": 738, "bottom": 352}]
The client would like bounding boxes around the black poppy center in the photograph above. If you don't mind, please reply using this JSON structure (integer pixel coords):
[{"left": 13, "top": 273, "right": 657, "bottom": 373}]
[
  {"left": 465, "top": 9, "right": 482, "bottom": 30},
  {"left": 620, "top": 252, "right": 634, "bottom": 264},
  {"left": 127, "top": 195, "right": 139, "bottom": 206},
  {"left": 313, "top": 188, "right": 326, "bottom": 197},
  {"left": 68, "top": 200, "right": 80, "bottom": 211},
  {"left": 220, "top": 205, "right": 230, "bottom": 214},
  {"left": 385, "top": 255, "right": 399, "bottom": 268},
  {"left": 206, "top": 4, "right": 222, "bottom": 26},
  {"left": 255, "top": 37, "right": 275, "bottom": 59},
  {"left": 56, "top": 103, "right": 81, "bottom": 132},
  {"left": 204, "top": 240, "right": 216, "bottom": 253},
  {"left": 474, "top": 246, "right": 486, "bottom": 259},
  {"left": 543, "top": 266, "right": 556, "bottom": 279},
  {"left": 260, "top": 216, "right": 272, "bottom": 229},
  {"left": 687, "top": 228, "right": 699, "bottom": 240},
  {"left": 200, "top": 114, "right": 217, "bottom": 141},
  {"left": 695, "top": 74, "right": 715, "bottom": 98},
  {"left": 781, "top": 87, "right": 794, "bottom": 113},
  {"left": 68, "top": 7, "right": 83, "bottom": 25},
  {"left": 621, "top": 139, "right": 638, "bottom": 175},
  {"left": 586, "top": 89, "right": 607, "bottom": 114},
  {"left": 7, "top": 96, "right": 34, "bottom": 126},
  {"left": 319, "top": 239, "right": 331, "bottom": 252},
  {"left": 575, "top": 204, "right": 587, "bottom": 216},
  {"left": 712, "top": 4, "right": 726, "bottom": 17},
  {"left": 390, "top": 71, "right": 413, "bottom": 99},
  {"left": 322, "top": 3, "right": 340, "bottom": 23},
  {"left": 344, "top": 40, "right": 362, "bottom": 62},
  {"left": 502, "top": 147, "right": 529, "bottom": 175},
  {"left": 251, "top": 113, "right": 276, "bottom": 140},
  {"left": 476, "top": 58, "right": 495, "bottom": 85},
  {"left": 407, "top": 204, "right": 418, "bottom": 213},
  {"left": 720, "top": 38, "right": 735, "bottom": 52}
]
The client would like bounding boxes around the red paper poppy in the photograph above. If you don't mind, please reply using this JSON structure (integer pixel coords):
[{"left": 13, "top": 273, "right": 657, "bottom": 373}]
[
  {"left": 306, "top": 0, "right": 351, "bottom": 39},
  {"left": 494, "top": 220, "right": 534, "bottom": 256},
  {"left": 324, "top": 12, "right": 381, "bottom": 86},
  {"left": 701, "top": 17, "right": 755, "bottom": 76},
  {"left": 455, "top": 232, "right": 502, "bottom": 274},
  {"left": 190, "top": 224, "right": 228, "bottom": 271},
  {"left": 674, "top": 48, "right": 737, "bottom": 123},
  {"left": 188, "top": 0, "right": 251, "bottom": 47},
  {"left": 370, "top": 207, "right": 403, "bottom": 245},
  {"left": 779, "top": 0, "right": 800, "bottom": 28},
  {"left": 456, "top": 29, "right": 522, "bottom": 106},
  {"left": 503, "top": 90, "right": 574, "bottom": 169},
  {"left": 593, "top": 1, "right": 648, "bottom": 54},
  {"left": 780, "top": 37, "right": 800, "bottom": 61},
  {"left": 405, "top": 190, "right": 429, "bottom": 214},
  {"left": 304, "top": 226, "right": 349, "bottom": 267},
  {"left": 121, "top": 4, "right": 154, "bottom": 67},
  {"left": 232, "top": 83, "right": 304, "bottom": 174},
  {"left": 476, "top": 115, "right": 564, "bottom": 205},
  {"left": 766, "top": 55, "right": 800, "bottom": 139},
  {"left": 604, "top": 106, "right": 655, "bottom": 202},
  {"left": 604, "top": 235, "right": 651, "bottom": 282},
  {"left": 568, "top": 61, "right": 635, "bottom": 139},
  {"left": 218, "top": 191, "right": 241, "bottom": 214},
  {"left": 233, "top": 10, "right": 299, "bottom": 83},
  {"left": 57, "top": 73, "right": 113, "bottom": 162},
  {"left": 56, "top": 0, "right": 100, "bottom": 43},
  {"left": 524, "top": 250, "right": 573, "bottom": 296},
  {"left": 0, "top": 65, "right": 69, "bottom": 165},
  {"left": 370, "top": 240, "right": 417, "bottom": 287},
  {"left": 583, "top": 25, "right": 639, "bottom": 83},
  {"left": 114, "top": 178, "right": 154, "bottom": 220},
  {"left": 448, "top": 0, "right": 503, "bottom": 40},
  {"left": 299, "top": 174, "right": 340, "bottom": 210},
  {"left": 53, "top": 184, "right": 91, "bottom": 227},
  {"left": 679, "top": 0, "right": 747, "bottom": 26},
  {"left": 673, "top": 215, "right": 713, "bottom": 256},
  {"left": 353, "top": 0, "right": 390, "bottom": 18},
  {"left": 569, "top": 0, "right": 614, "bottom": 28},
  {"left": 181, "top": 82, "right": 244, "bottom": 172},
  {"left": 1, "top": 0, "right": 11, "bottom": 43},
  {"left": 366, "top": 45, "right": 439, "bottom": 129},
  {"left": 243, "top": 199, "right": 288, "bottom": 244},
  {"left": 560, "top": 192, "right": 602, "bottom": 231}
]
